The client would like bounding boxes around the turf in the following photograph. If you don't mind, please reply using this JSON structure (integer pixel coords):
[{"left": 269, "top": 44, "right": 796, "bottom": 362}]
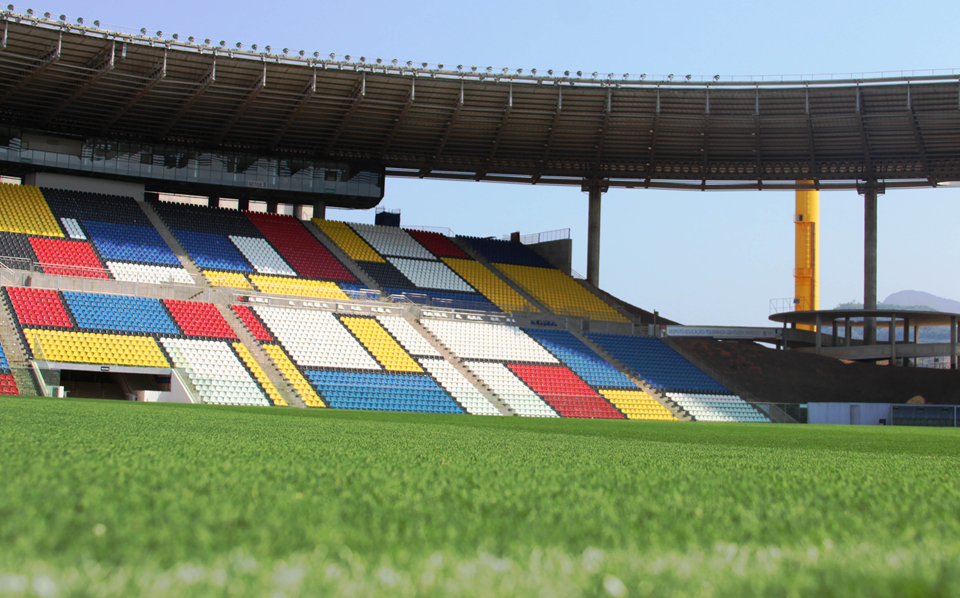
[{"left": 2, "top": 397, "right": 959, "bottom": 597}]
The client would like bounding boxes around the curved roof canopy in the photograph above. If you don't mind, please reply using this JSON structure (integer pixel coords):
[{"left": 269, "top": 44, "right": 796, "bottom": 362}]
[{"left": 2, "top": 13, "right": 960, "bottom": 190}]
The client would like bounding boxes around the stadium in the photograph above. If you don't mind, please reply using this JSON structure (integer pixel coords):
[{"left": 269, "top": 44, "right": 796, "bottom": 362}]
[{"left": 1, "top": 7, "right": 959, "bottom": 597}]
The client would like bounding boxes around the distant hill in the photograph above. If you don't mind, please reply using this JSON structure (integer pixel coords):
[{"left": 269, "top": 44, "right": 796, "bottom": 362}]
[{"left": 884, "top": 290, "right": 960, "bottom": 314}]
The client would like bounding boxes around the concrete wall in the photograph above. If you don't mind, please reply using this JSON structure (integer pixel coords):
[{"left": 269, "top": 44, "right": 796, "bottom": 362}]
[
  {"left": 23, "top": 172, "right": 145, "bottom": 201},
  {"left": 808, "top": 402, "right": 893, "bottom": 425},
  {"left": 528, "top": 239, "right": 572, "bottom": 274}
]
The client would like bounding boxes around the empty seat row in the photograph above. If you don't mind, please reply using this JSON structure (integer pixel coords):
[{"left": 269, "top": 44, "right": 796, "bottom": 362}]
[
  {"left": 350, "top": 223, "right": 435, "bottom": 260},
  {"left": 458, "top": 236, "right": 555, "bottom": 268},
  {"left": 524, "top": 328, "right": 636, "bottom": 388},
  {"left": 667, "top": 391, "right": 770, "bottom": 423},
  {"left": 496, "top": 263, "right": 628, "bottom": 322},
  {"left": 422, "top": 319, "right": 559, "bottom": 363}
]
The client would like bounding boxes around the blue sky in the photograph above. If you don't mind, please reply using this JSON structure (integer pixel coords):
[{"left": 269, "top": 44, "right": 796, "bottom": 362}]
[{"left": 49, "top": 0, "right": 960, "bottom": 325}]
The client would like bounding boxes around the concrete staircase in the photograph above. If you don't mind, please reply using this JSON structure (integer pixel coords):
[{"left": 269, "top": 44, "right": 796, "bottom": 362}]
[
  {"left": 301, "top": 220, "right": 382, "bottom": 292},
  {"left": 570, "top": 327, "right": 692, "bottom": 421},
  {"left": 404, "top": 313, "right": 514, "bottom": 416},
  {"left": 137, "top": 200, "right": 210, "bottom": 289},
  {"left": 214, "top": 303, "right": 305, "bottom": 408},
  {"left": 449, "top": 237, "right": 552, "bottom": 314}
]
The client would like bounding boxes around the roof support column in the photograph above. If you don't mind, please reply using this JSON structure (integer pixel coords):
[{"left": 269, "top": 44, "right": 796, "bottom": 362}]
[
  {"left": 313, "top": 199, "right": 326, "bottom": 221},
  {"left": 583, "top": 180, "right": 607, "bottom": 287},
  {"left": 951, "top": 316, "right": 957, "bottom": 370},
  {"left": 859, "top": 181, "right": 883, "bottom": 345}
]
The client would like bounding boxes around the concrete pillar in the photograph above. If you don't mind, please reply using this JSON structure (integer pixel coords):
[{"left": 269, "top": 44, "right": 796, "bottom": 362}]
[
  {"left": 208, "top": 196, "right": 218, "bottom": 208},
  {"left": 831, "top": 319, "right": 838, "bottom": 347},
  {"left": 844, "top": 317, "right": 852, "bottom": 347},
  {"left": 236, "top": 198, "right": 250, "bottom": 211},
  {"left": 889, "top": 319, "right": 896, "bottom": 364},
  {"left": 903, "top": 316, "right": 911, "bottom": 343},
  {"left": 952, "top": 316, "right": 957, "bottom": 370},
  {"left": 586, "top": 184, "right": 602, "bottom": 287},
  {"left": 313, "top": 199, "right": 326, "bottom": 220},
  {"left": 861, "top": 184, "right": 879, "bottom": 345},
  {"left": 267, "top": 200, "right": 279, "bottom": 213}
]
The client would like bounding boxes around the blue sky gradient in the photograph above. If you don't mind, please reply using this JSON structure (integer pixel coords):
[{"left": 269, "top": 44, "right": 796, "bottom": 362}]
[{"left": 46, "top": 0, "right": 960, "bottom": 325}]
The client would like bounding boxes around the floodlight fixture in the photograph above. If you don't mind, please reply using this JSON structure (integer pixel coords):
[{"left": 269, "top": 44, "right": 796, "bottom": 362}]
[
  {"left": 6, "top": 4, "right": 12, "bottom": 10},
  {"left": 406, "top": 60, "right": 413, "bottom": 67},
  {"left": 172, "top": 33, "right": 179, "bottom": 40},
  {"left": 576, "top": 71, "right": 582, "bottom": 77},
  {"left": 140, "top": 27, "right": 146, "bottom": 34},
  {"left": 282, "top": 47, "right": 288, "bottom": 54},
  {"left": 391, "top": 58, "right": 398, "bottom": 65},
  {"left": 376, "top": 58, "right": 382, "bottom": 64},
  {"left": 188, "top": 36, "right": 195, "bottom": 43},
  {"left": 591, "top": 72, "right": 598, "bottom": 78},
  {"left": 437, "top": 63, "right": 443, "bottom": 69},
  {"left": 251, "top": 44, "right": 257, "bottom": 50},
  {"left": 157, "top": 31, "right": 163, "bottom": 38},
  {"left": 471, "top": 65, "right": 477, "bottom": 72},
  {"left": 564, "top": 70, "right": 569, "bottom": 76},
  {"left": 299, "top": 50, "right": 305, "bottom": 56},
  {"left": 360, "top": 56, "right": 366, "bottom": 63},
  {"left": 313, "top": 52, "right": 319, "bottom": 58},
  {"left": 93, "top": 20, "right": 100, "bottom": 26},
  {"left": 667, "top": 74, "right": 674, "bottom": 80},
  {"left": 329, "top": 52, "right": 335, "bottom": 59},
  {"left": 502, "top": 67, "right": 508, "bottom": 74},
  {"left": 623, "top": 73, "right": 629, "bottom": 79},
  {"left": 219, "top": 40, "right": 226, "bottom": 47},
  {"left": 531, "top": 68, "right": 537, "bottom": 75},
  {"left": 265, "top": 45, "right": 271, "bottom": 52},
  {"left": 639, "top": 73, "right": 646, "bottom": 80},
  {"left": 685, "top": 74, "right": 691, "bottom": 81},
  {"left": 516, "top": 68, "right": 522, "bottom": 74},
  {"left": 457, "top": 65, "right": 463, "bottom": 71},
  {"left": 43, "top": 12, "right": 49, "bottom": 18},
  {"left": 26, "top": 8, "right": 33, "bottom": 15},
  {"left": 205, "top": 38, "right": 211, "bottom": 45},
  {"left": 58, "top": 13, "right": 64, "bottom": 20},
  {"left": 547, "top": 69, "right": 553, "bottom": 75},
  {"left": 713, "top": 74, "right": 720, "bottom": 81},
  {"left": 344, "top": 54, "right": 351, "bottom": 61},
  {"left": 422, "top": 62, "right": 427, "bottom": 68},
  {"left": 76, "top": 17, "right": 82, "bottom": 24},
  {"left": 235, "top": 42, "right": 242, "bottom": 49},
  {"left": 486, "top": 66, "right": 492, "bottom": 73}
]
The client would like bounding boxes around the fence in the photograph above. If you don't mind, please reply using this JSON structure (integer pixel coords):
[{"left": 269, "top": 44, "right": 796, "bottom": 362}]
[{"left": 502, "top": 229, "right": 571, "bottom": 245}]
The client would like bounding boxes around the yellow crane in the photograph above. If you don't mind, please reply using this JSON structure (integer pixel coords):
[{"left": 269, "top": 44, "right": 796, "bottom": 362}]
[{"left": 794, "top": 181, "right": 819, "bottom": 330}]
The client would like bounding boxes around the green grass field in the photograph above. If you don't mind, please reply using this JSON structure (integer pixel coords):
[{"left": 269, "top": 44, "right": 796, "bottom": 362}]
[{"left": 2, "top": 397, "right": 959, "bottom": 597}]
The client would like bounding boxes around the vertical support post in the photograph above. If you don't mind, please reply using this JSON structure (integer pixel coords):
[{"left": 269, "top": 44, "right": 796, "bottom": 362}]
[
  {"left": 889, "top": 318, "right": 896, "bottom": 364},
  {"left": 266, "top": 200, "right": 279, "bottom": 213},
  {"left": 236, "top": 198, "right": 250, "bottom": 211},
  {"left": 860, "top": 182, "right": 880, "bottom": 345},
  {"left": 313, "top": 199, "right": 326, "bottom": 221},
  {"left": 207, "top": 195, "right": 218, "bottom": 208},
  {"left": 584, "top": 180, "right": 605, "bottom": 288},
  {"left": 844, "top": 317, "right": 852, "bottom": 347},
  {"left": 903, "top": 315, "right": 911, "bottom": 343},
  {"left": 951, "top": 316, "right": 957, "bottom": 370},
  {"left": 794, "top": 180, "right": 819, "bottom": 330},
  {"left": 831, "top": 319, "right": 838, "bottom": 347}
]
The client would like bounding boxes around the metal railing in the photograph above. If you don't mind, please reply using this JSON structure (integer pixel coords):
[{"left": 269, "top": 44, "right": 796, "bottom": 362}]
[
  {"left": 769, "top": 297, "right": 810, "bottom": 315},
  {"left": 502, "top": 228, "right": 571, "bottom": 245}
]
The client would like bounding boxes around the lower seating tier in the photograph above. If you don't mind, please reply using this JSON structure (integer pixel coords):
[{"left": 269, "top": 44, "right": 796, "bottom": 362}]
[
  {"left": 305, "top": 370, "right": 465, "bottom": 414},
  {"left": 667, "top": 392, "right": 769, "bottom": 423},
  {"left": 587, "top": 333, "right": 728, "bottom": 393}
]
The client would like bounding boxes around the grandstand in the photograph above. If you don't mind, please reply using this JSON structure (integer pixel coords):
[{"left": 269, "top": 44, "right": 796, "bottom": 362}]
[
  {"left": 5, "top": 11, "right": 957, "bottom": 424},
  {"left": 0, "top": 178, "right": 772, "bottom": 422}
]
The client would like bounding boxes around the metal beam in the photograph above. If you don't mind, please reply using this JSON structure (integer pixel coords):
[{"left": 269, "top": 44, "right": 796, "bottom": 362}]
[
  {"left": 160, "top": 58, "right": 216, "bottom": 137},
  {"left": 805, "top": 87, "right": 819, "bottom": 182},
  {"left": 646, "top": 88, "right": 661, "bottom": 182},
  {"left": 533, "top": 87, "right": 563, "bottom": 183},
  {"left": 380, "top": 77, "right": 416, "bottom": 156},
  {"left": 421, "top": 81, "right": 464, "bottom": 175},
  {"left": 855, "top": 85, "right": 874, "bottom": 176},
  {"left": 269, "top": 67, "right": 316, "bottom": 148},
  {"left": 217, "top": 61, "right": 267, "bottom": 143},
  {"left": 594, "top": 87, "right": 612, "bottom": 174},
  {"left": 483, "top": 83, "right": 513, "bottom": 173},
  {"left": 100, "top": 49, "right": 167, "bottom": 134},
  {"left": 322, "top": 72, "right": 365, "bottom": 156},
  {"left": 0, "top": 31, "right": 61, "bottom": 104},
  {"left": 42, "top": 41, "right": 121, "bottom": 126},
  {"left": 905, "top": 86, "right": 935, "bottom": 185},
  {"left": 754, "top": 88, "right": 763, "bottom": 183}
]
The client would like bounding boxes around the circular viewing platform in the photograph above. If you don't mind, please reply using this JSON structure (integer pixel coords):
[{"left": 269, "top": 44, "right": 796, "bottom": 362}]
[{"left": 769, "top": 309, "right": 960, "bottom": 367}]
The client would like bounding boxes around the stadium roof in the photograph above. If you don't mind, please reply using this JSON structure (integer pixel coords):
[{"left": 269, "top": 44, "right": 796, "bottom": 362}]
[{"left": 3, "top": 11, "right": 960, "bottom": 190}]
